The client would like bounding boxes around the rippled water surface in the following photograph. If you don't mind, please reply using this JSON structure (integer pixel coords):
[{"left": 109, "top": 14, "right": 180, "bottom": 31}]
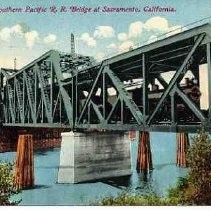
[{"left": 0, "top": 132, "right": 189, "bottom": 205}]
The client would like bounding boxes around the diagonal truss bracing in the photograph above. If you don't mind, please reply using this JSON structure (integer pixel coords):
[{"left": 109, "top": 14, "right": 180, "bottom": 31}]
[
  {"left": 147, "top": 33, "right": 205, "bottom": 125},
  {"left": 0, "top": 23, "right": 211, "bottom": 132}
]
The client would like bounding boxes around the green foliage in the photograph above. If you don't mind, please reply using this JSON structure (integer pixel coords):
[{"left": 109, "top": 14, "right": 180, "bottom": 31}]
[
  {"left": 186, "top": 130, "right": 211, "bottom": 205},
  {"left": 167, "top": 130, "right": 211, "bottom": 205},
  {"left": 98, "top": 192, "right": 168, "bottom": 206},
  {"left": 166, "top": 175, "right": 196, "bottom": 205},
  {"left": 0, "top": 162, "right": 21, "bottom": 205}
]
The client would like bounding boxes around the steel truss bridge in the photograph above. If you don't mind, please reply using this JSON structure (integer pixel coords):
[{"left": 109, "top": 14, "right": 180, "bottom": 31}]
[{"left": 1, "top": 23, "right": 211, "bottom": 132}]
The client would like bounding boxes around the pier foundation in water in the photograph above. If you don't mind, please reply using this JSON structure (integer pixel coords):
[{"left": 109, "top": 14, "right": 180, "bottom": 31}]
[
  {"left": 176, "top": 132, "right": 190, "bottom": 167},
  {"left": 57, "top": 131, "right": 132, "bottom": 183},
  {"left": 15, "top": 133, "right": 34, "bottom": 189},
  {"left": 136, "top": 131, "right": 153, "bottom": 172}
]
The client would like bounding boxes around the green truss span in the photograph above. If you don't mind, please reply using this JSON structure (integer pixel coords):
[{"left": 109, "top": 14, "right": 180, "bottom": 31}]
[{"left": 1, "top": 23, "right": 211, "bottom": 132}]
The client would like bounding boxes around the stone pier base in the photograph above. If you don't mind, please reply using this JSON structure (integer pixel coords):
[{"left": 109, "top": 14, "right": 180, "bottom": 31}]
[{"left": 57, "top": 132, "right": 132, "bottom": 183}]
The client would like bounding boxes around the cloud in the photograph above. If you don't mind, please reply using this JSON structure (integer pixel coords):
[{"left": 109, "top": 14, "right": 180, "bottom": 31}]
[
  {"left": 118, "top": 40, "right": 134, "bottom": 52},
  {"left": 43, "top": 33, "right": 57, "bottom": 44},
  {"left": 0, "top": 28, "right": 11, "bottom": 42},
  {"left": 144, "top": 16, "right": 169, "bottom": 32},
  {"left": 24, "top": 30, "right": 39, "bottom": 48},
  {"left": 107, "top": 43, "right": 117, "bottom": 50},
  {"left": 118, "top": 33, "right": 128, "bottom": 41},
  {"left": 0, "top": 24, "right": 23, "bottom": 42},
  {"left": 128, "top": 21, "right": 144, "bottom": 38},
  {"left": 0, "top": 24, "right": 59, "bottom": 49},
  {"left": 94, "top": 26, "right": 115, "bottom": 39},
  {"left": 148, "top": 35, "right": 158, "bottom": 44},
  {"left": 0, "top": 24, "right": 41, "bottom": 48},
  {"left": 10, "top": 24, "right": 23, "bottom": 34},
  {"left": 80, "top": 32, "right": 96, "bottom": 47},
  {"left": 96, "top": 52, "right": 105, "bottom": 61}
]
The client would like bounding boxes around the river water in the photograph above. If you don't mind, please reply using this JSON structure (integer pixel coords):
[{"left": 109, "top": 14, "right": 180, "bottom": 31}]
[{"left": 0, "top": 132, "right": 190, "bottom": 205}]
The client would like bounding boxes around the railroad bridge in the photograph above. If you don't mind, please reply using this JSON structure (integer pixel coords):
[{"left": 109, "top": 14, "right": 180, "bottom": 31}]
[{"left": 1, "top": 23, "right": 211, "bottom": 185}]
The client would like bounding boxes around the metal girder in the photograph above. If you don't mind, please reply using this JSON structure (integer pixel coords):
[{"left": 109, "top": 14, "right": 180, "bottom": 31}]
[
  {"left": 90, "top": 100, "right": 104, "bottom": 123},
  {"left": 7, "top": 84, "right": 15, "bottom": 123},
  {"left": 102, "top": 72, "right": 107, "bottom": 119},
  {"left": 150, "top": 45, "right": 192, "bottom": 59},
  {"left": 150, "top": 62, "right": 178, "bottom": 71},
  {"left": 170, "top": 92, "right": 175, "bottom": 123},
  {"left": 23, "top": 71, "right": 36, "bottom": 123},
  {"left": 175, "top": 87, "right": 206, "bottom": 122},
  {"left": 9, "top": 50, "right": 52, "bottom": 79},
  {"left": 156, "top": 75, "right": 168, "bottom": 89},
  {"left": 105, "top": 67, "right": 144, "bottom": 125},
  {"left": 35, "top": 64, "right": 53, "bottom": 123},
  {"left": 52, "top": 91, "right": 60, "bottom": 118},
  {"left": 14, "top": 78, "right": 24, "bottom": 123},
  {"left": 77, "top": 63, "right": 105, "bottom": 124},
  {"left": 142, "top": 53, "right": 147, "bottom": 124},
  {"left": 105, "top": 23, "right": 210, "bottom": 65},
  {"left": 1, "top": 24, "right": 211, "bottom": 132},
  {"left": 147, "top": 33, "right": 205, "bottom": 124},
  {"left": 105, "top": 96, "right": 120, "bottom": 124},
  {"left": 50, "top": 51, "right": 73, "bottom": 127}
]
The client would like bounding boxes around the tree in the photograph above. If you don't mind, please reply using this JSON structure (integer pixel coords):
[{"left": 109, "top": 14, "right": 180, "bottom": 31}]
[
  {"left": 0, "top": 162, "right": 21, "bottom": 205},
  {"left": 185, "top": 130, "right": 211, "bottom": 204},
  {"left": 167, "top": 130, "right": 211, "bottom": 205}
]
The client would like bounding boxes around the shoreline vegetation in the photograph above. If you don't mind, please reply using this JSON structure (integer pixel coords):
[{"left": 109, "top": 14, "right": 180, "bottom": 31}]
[
  {"left": 96, "top": 130, "right": 211, "bottom": 206},
  {"left": 0, "top": 162, "right": 20, "bottom": 205}
]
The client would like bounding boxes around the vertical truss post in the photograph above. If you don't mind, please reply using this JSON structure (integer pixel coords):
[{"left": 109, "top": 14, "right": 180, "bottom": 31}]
[
  {"left": 59, "top": 92, "right": 62, "bottom": 123},
  {"left": 72, "top": 73, "right": 76, "bottom": 126},
  {"left": 120, "top": 97, "right": 123, "bottom": 124},
  {"left": 42, "top": 98, "right": 44, "bottom": 123},
  {"left": 75, "top": 72, "right": 78, "bottom": 123},
  {"left": 207, "top": 42, "right": 211, "bottom": 119},
  {"left": 34, "top": 69, "right": 37, "bottom": 122},
  {"left": 14, "top": 78, "right": 16, "bottom": 120},
  {"left": 23, "top": 77, "right": 25, "bottom": 123},
  {"left": 142, "top": 53, "right": 148, "bottom": 125},
  {"left": 88, "top": 103, "right": 91, "bottom": 124},
  {"left": 170, "top": 92, "right": 175, "bottom": 124},
  {"left": 50, "top": 62, "right": 54, "bottom": 120},
  {"left": 102, "top": 72, "right": 107, "bottom": 119},
  {"left": 71, "top": 70, "right": 79, "bottom": 126}
]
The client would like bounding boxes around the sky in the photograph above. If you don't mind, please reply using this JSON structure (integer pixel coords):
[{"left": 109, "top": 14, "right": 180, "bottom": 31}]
[{"left": 0, "top": 0, "right": 211, "bottom": 69}]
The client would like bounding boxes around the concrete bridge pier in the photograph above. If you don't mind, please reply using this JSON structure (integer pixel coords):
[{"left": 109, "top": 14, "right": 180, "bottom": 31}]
[
  {"left": 136, "top": 131, "right": 153, "bottom": 172},
  {"left": 57, "top": 131, "right": 132, "bottom": 183},
  {"left": 176, "top": 132, "right": 190, "bottom": 167}
]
